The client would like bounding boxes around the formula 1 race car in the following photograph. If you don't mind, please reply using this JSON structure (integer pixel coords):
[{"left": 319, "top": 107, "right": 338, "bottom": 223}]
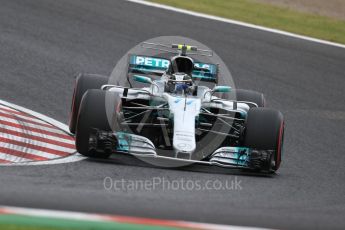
[{"left": 69, "top": 39, "right": 284, "bottom": 173}]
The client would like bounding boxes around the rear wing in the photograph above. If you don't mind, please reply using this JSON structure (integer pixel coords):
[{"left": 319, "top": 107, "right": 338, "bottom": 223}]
[
  {"left": 128, "top": 55, "right": 169, "bottom": 76},
  {"left": 193, "top": 62, "right": 218, "bottom": 83},
  {"left": 128, "top": 54, "right": 218, "bottom": 83}
]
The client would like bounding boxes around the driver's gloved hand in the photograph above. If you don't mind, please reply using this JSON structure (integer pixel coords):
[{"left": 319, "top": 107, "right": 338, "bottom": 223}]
[{"left": 175, "top": 83, "right": 189, "bottom": 92}]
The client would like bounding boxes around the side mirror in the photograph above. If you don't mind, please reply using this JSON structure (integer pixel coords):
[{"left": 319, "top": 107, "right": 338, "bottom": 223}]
[
  {"left": 213, "top": 86, "right": 232, "bottom": 93},
  {"left": 133, "top": 75, "right": 153, "bottom": 84}
]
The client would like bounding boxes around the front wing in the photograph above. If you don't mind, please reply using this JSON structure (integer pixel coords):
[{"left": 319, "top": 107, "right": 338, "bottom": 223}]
[{"left": 90, "top": 130, "right": 274, "bottom": 172}]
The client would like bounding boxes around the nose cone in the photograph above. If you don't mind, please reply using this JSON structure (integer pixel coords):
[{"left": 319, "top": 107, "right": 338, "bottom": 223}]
[
  {"left": 173, "top": 131, "right": 195, "bottom": 159},
  {"left": 173, "top": 131, "right": 196, "bottom": 153},
  {"left": 163, "top": 93, "right": 201, "bottom": 159}
]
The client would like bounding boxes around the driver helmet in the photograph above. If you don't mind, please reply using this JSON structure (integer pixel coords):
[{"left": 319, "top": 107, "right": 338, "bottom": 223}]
[{"left": 166, "top": 73, "right": 193, "bottom": 94}]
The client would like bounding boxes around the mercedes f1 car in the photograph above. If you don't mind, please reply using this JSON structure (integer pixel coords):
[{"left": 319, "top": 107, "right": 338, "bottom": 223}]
[{"left": 69, "top": 40, "right": 284, "bottom": 173}]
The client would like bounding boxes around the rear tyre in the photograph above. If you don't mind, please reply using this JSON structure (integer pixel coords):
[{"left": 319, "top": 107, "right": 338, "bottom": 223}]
[
  {"left": 69, "top": 73, "right": 109, "bottom": 134},
  {"left": 75, "top": 89, "right": 119, "bottom": 158},
  {"left": 244, "top": 108, "right": 284, "bottom": 171},
  {"left": 234, "top": 89, "right": 265, "bottom": 107}
]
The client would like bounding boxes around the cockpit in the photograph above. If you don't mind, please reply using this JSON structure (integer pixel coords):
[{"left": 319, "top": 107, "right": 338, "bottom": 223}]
[
  {"left": 170, "top": 56, "right": 194, "bottom": 75},
  {"left": 164, "top": 56, "right": 195, "bottom": 95}
]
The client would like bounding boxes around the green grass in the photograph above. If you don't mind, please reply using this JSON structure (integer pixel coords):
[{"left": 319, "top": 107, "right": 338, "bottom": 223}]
[
  {"left": 0, "top": 225, "right": 63, "bottom": 230},
  {"left": 0, "top": 215, "right": 181, "bottom": 230},
  {"left": 150, "top": 0, "right": 345, "bottom": 44}
]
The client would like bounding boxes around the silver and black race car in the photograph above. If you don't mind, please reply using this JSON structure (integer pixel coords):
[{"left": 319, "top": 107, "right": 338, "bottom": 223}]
[{"left": 69, "top": 39, "right": 284, "bottom": 173}]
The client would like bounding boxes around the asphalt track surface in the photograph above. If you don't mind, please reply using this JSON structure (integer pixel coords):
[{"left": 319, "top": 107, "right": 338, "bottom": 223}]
[{"left": 0, "top": 0, "right": 345, "bottom": 229}]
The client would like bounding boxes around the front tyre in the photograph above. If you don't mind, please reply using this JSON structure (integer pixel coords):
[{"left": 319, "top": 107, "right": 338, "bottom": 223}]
[
  {"left": 75, "top": 89, "right": 119, "bottom": 158},
  {"left": 244, "top": 108, "right": 284, "bottom": 171}
]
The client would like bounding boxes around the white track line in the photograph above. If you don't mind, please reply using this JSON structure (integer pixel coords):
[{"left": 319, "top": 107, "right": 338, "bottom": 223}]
[
  {"left": 0, "top": 206, "right": 273, "bottom": 230},
  {"left": 0, "top": 206, "right": 105, "bottom": 222},
  {"left": 126, "top": 0, "right": 345, "bottom": 49}
]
